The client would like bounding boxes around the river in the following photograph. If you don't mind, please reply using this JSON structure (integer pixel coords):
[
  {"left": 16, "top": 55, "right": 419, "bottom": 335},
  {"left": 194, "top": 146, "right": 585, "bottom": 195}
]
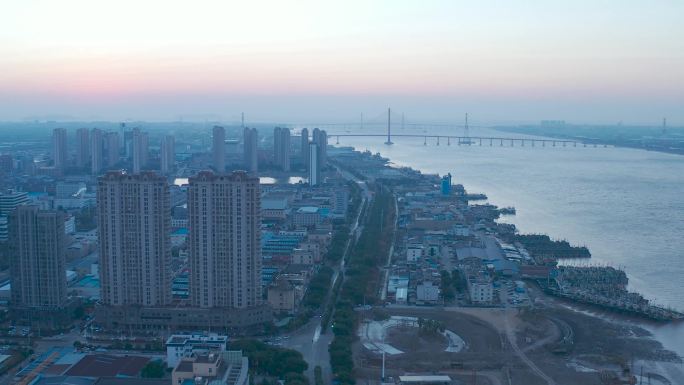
[{"left": 332, "top": 126, "right": 684, "bottom": 356}]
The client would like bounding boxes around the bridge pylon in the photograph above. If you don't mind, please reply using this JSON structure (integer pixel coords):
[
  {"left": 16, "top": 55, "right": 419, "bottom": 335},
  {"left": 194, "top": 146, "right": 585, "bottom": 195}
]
[{"left": 384, "top": 107, "right": 393, "bottom": 145}]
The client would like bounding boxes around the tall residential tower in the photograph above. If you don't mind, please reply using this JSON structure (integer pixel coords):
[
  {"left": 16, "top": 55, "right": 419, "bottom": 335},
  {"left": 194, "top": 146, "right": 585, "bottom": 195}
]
[
  {"left": 213, "top": 126, "right": 226, "bottom": 172},
  {"left": 9, "top": 206, "right": 67, "bottom": 311},
  {"left": 132, "top": 128, "right": 149, "bottom": 173},
  {"left": 52, "top": 128, "right": 68, "bottom": 171},
  {"left": 273, "top": 127, "right": 291, "bottom": 171},
  {"left": 97, "top": 171, "right": 171, "bottom": 307},
  {"left": 91, "top": 128, "right": 104, "bottom": 175},
  {"left": 76, "top": 128, "right": 90, "bottom": 169},
  {"left": 243, "top": 127, "right": 258, "bottom": 173},
  {"left": 300, "top": 128, "right": 309, "bottom": 169},
  {"left": 188, "top": 171, "right": 262, "bottom": 309},
  {"left": 160, "top": 135, "right": 175, "bottom": 175}
]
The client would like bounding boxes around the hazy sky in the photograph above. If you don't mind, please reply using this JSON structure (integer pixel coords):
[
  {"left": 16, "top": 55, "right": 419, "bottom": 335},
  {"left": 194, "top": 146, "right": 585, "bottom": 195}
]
[{"left": 1, "top": 1, "right": 682, "bottom": 124}]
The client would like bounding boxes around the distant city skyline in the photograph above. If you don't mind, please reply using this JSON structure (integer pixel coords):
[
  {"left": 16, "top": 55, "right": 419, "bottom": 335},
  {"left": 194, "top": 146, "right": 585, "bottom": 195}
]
[{"left": 1, "top": 1, "right": 683, "bottom": 124}]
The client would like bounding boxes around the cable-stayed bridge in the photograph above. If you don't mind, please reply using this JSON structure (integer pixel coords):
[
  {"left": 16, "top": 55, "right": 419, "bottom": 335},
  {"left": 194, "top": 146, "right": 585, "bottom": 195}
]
[{"left": 282, "top": 109, "right": 605, "bottom": 148}]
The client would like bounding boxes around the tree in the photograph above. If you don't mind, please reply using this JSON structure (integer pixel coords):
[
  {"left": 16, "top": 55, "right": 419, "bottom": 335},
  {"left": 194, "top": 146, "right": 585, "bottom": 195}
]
[
  {"left": 314, "top": 366, "right": 324, "bottom": 385},
  {"left": 440, "top": 270, "right": 455, "bottom": 301},
  {"left": 230, "top": 339, "right": 308, "bottom": 377},
  {"left": 141, "top": 359, "right": 165, "bottom": 378},
  {"left": 73, "top": 305, "right": 86, "bottom": 320},
  {"left": 284, "top": 372, "right": 310, "bottom": 385}
]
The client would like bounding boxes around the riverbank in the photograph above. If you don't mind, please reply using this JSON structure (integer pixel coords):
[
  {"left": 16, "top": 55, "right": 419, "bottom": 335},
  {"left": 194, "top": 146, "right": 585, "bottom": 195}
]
[
  {"left": 332, "top": 131, "right": 684, "bottom": 333},
  {"left": 495, "top": 125, "right": 684, "bottom": 156},
  {"left": 328, "top": 142, "right": 680, "bottom": 382}
]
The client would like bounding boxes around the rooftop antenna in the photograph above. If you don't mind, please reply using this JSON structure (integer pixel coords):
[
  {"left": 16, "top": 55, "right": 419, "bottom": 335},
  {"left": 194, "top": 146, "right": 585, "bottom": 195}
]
[
  {"left": 662, "top": 117, "right": 667, "bottom": 134},
  {"left": 241, "top": 112, "right": 245, "bottom": 128}
]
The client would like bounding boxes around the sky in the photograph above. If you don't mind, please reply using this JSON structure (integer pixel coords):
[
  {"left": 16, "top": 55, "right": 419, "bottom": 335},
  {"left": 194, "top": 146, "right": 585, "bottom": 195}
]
[{"left": 0, "top": 0, "right": 682, "bottom": 125}]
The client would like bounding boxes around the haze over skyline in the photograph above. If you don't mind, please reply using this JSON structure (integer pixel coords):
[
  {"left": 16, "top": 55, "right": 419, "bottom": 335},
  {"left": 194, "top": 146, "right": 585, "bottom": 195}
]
[{"left": 1, "top": 1, "right": 683, "bottom": 124}]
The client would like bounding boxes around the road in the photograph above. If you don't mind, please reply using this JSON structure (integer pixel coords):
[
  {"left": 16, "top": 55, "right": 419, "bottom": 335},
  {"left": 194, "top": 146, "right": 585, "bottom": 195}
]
[
  {"left": 502, "top": 309, "right": 557, "bottom": 385},
  {"left": 283, "top": 164, "right": 371, "bottom": 384},
  {"left": 379, "top": 194, "right": 398, "bottom": 301},
  {"left": 283, "top": 317, "right": 335, "bottom": 384}
]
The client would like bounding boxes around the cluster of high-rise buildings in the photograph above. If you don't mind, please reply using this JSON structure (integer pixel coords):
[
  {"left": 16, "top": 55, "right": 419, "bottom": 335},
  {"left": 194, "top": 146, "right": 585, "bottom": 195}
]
[
  {"left": 209, "top": 125, "right": 327, "bottom": 186},
  {"left": 6, "top": 167, "right": 268, "bottom": 331},
  {"left": 5, "top": 124, "right": 338, "bottom": 331},
  {"left": 95, "top": 170, "right": 268, "bottom": 331},
  {"left": 51, "top": 125, "right": 176, "bottom": 176}
]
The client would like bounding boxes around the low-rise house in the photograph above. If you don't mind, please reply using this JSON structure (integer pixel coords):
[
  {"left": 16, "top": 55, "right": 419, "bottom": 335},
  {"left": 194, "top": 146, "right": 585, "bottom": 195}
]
[
  {"left": 262, "top": 197, "right": 290, "bottom": 220},
  {"left": 406, "top": 245, "right": 424, "bottom": 263},
  {"left": 416, "top": 281, "right": 440, "bottom": 303},
  {"left": 292, "top": 249, "right": 315, "bottom": 265},
  {"left": 166, "top": 334, "right": 229, "bottom": 368},
  {"left": 172, "top": 351, "right": 248, "bottom": 385},
  {"left": 468, "top": 274, "right": 494, "bottom": 304},
  {"left": 293, "top": 206, "right": 323, "bottom": 227},
  {"left": 267, "top": 277, "right": 302, "bottom": 314}
]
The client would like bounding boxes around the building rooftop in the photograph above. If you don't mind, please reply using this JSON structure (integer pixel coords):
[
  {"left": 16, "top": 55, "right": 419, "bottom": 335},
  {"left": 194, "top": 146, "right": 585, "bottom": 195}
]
[
  {"left": 262, "top": 199, "right": 289, "bottom": 210},
  {"left": 296, "top": 206, "right": 319, "bottom": 214},
  {"left": 33, "top": 376, "right": 96, "bottom": 385},
  {"left": 166, "top": 334, "right": 229, "bottom": 346},
  {"left": 64, "top": 354, "right": 150, "bottom": 377},
  {"left": 399, "top": 375, "right": 452, "bottom": 383},
  {"left": 94, "top": 379, "right": 170, "bottom": 385}
]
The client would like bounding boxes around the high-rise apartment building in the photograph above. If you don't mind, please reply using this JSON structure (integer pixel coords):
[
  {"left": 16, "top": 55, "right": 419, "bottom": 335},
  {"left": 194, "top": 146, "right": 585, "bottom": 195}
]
[
  {"left": 132, "top": 128, "right": 149, "bottom": 173},
  {"left": 161, "top": 135, "right": 175, "bottom": 175},
  {"left": 91, "top": 128, "right": 104, "bottom": 175},
  {"left": 119, "top": 123, "right": 126, "bottom": 153},
  {"left": 141, "top": 131, "right": 149, "bottom": 166},
  {"left": 212, "top": 126, "right": 226, "bottom": 172},
  {"left": 52, "top": 128, "right": 68, "bottom": 171},
  {"left": 300, "top": 128, "right": 309, "bottom": 169},
  {"left": 312, "top": 128, "right": 328, "bottom": 169},
  {"left": 243, "top": 127, "right": 258, "bottom": 173},
  {"left": 0, "top": 154, "right": 13, "bottom": 174},
  {"left": 9, "top": 206, "right": 67, "bottom": 310},
  {"left": 0, "top": 190, "right": 29, "bottom": 216},
  {"left": 105, "top": 132, "right": 120, "bottom": 168},
  {"left": 188, "top": 171, "right": 262, "bottom": 309},
  {"left": 308, "top": 142, "right": 320, "bottom": 186},
  {"left": 97, "top": 171, "right": 171, "bottom": 307},
  {"left": 124, "top": 130, "right": 134, "bottom": 158},
  {"left": 0, "top": 190, "right": 30, "bottom": 242},
  {"left": 76, "top": 128, "right": 90, "bottom": 169},
  {"left": 273, "top": 127, "right": 291, "bottom": 171}
]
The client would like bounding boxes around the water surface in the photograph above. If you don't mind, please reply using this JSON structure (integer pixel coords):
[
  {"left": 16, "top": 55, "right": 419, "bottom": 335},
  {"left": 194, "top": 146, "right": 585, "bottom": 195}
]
[{"left": 334, "top": 127, "right": 684, "bottom": 355}]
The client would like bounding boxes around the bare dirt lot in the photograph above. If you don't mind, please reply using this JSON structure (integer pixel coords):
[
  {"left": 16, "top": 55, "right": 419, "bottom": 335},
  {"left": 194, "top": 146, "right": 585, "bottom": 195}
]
[{"left": 353, "top": 303, "right": 683, "bottom": 385}]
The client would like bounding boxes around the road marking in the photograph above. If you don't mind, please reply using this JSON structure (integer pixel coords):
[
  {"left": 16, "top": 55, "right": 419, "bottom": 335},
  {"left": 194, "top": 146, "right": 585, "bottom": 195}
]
[{"left": 313, "top": 325, "right": 321, "bottom": 343}]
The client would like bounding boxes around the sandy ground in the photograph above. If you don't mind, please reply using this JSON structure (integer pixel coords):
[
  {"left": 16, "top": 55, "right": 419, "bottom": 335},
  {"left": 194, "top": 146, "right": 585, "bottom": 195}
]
[{"left": 358, "top": 315, "right": 466, "bottom": 355}]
